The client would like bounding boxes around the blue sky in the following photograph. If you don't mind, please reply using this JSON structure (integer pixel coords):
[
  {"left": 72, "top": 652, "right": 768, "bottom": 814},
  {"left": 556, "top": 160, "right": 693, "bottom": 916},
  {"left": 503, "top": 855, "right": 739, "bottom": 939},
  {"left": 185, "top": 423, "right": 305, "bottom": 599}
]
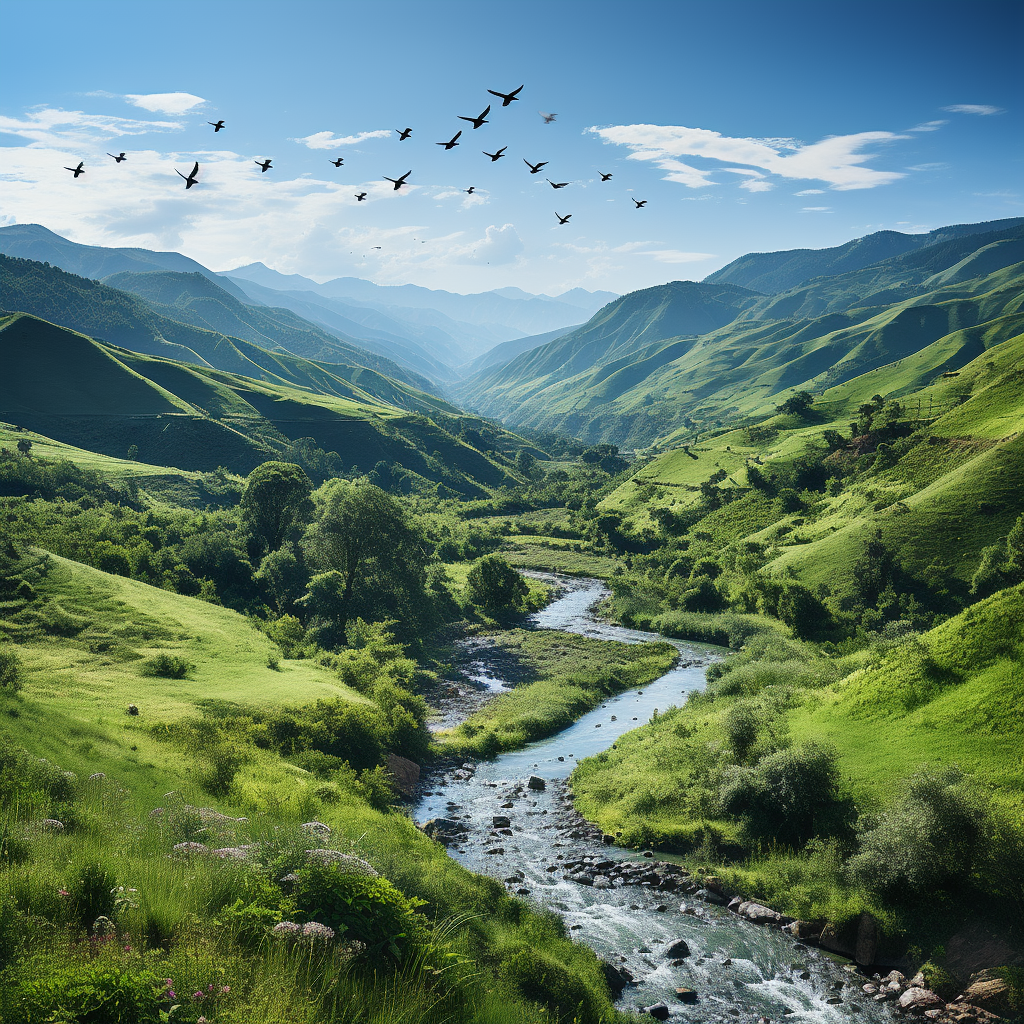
[{"left": 1, "top": 0, "right": 1020, "bottom": 295}]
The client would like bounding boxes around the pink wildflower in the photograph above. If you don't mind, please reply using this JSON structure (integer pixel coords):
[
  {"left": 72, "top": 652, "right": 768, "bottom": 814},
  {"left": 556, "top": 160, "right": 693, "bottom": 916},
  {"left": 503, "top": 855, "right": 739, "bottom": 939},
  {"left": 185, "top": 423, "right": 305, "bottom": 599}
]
[{"left": 222, "top": 986, "right": 230, "bottom": 994}]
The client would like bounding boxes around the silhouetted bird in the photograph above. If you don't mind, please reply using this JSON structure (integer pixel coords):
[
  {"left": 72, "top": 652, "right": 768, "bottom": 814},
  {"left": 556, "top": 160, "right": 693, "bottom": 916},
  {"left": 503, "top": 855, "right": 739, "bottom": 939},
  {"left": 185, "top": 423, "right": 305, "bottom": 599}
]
[
  {"left": 465, "top": 186, "right": 476, "bottom": 194},
  {"left": 64, "top": 162, "right": 85, "bottom": 178},
  {"left": 397, "top": 127, "right": 412, "bottom": 141},
  {"left": 555, "top": 212, "right": 571, "bottom": 224},
  {"left": 547, "top": 178, "right": 569, "bottom": 189},
  {"left": 524, "top": 159, "right": 547, "bottom": 174},
  {"left": 256, "top": 159, "right": 272, "bottom": 172},
  {"left": 176, "top": 161, "right": 200, "bottom": 189},
  {"left": 540, "top": 111, "right": 557, "bottom": 123},
  {"left": 458, "top": 105, "right": 491, "bottom": 129},
  {"left": 633, "top": 198, "right": 647, "bottom": 208},
  {"left": 488, "top": 85, "right": 523, "bottom": 106},
  {"left": 383, "top": 170, "right": 412, "bottom": 190},
  {"left": 329, "top": 158, "right": 344, "bottom": 167},
  {"left": 600, "top": 172, "right": 613, "bottom": 181},
  {"left": 209, "top": 120, "right": 225, "bottom": 132},
  {"left": 355, "top": 192, "right": 368, "bottom": 201},
  {"left": 437, "top": 130, "right": 462, "bottom": 150},
  {"left": 483, "top": 146, "right": 507, "bottom": 162},
  {"left": 107, "top": 152, "right": 127, "bottom": 163}
]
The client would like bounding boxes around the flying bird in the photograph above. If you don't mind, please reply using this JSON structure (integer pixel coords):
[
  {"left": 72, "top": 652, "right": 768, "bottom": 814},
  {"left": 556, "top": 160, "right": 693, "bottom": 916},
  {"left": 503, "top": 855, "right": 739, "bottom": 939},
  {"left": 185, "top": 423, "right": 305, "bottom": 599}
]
[
  {"left": 488, "top": 84, "right": 523, "bottom": 107},
  {"left": 107, "top": 152, "right": 127, "bottom": 163},
  {"left": 600, "top": 172, "right": 613, "bottom": 181},
  {"left": 464, "top": 186, "right": 476, "bottom": 194},
  {"left": 355, "top": 192, "right": 368, "bottom": 201},
  {"left": 176, "top": 161, "right": 200, "bottom": 189},
  {"left": 255, "top": 158, "right": 272, "bottom": 172},
  {"left": 437, "top": 130, "right": 462, "bottom": 150},
  {"left": 458, "top": 105, "right": 491, "bottom": 129},
  {"left": 555, "top": 212, "right": 571, "bottom": 225},
  {"left": 540, "top": 111, "right": 557, "bottom": 123},
  {"left": 64, "top": 161, "right": 85, "bottom": 178},
  {"left": 209, "top": 120, "right": 225, "bottom": 132},
  {"left": 524, "top": 159, "right": 547, "bottom": 174},
  {"left": 633, "top": 198, "right": 647, "bottom": 208},
  {"left": 483, "top": 146, "right": 507, "bottom": 162},
  {"left": 547, "top": 178, "right": 569, "bottom": 189},
  {"left": 383, "top": 170, "right": 411, "bottom": 190},
  {"left": 397, "top": 127, "right": 412, "bottom": 141},
  {"left": 329, "top": 157, "right": 344, "bottom": 167}
]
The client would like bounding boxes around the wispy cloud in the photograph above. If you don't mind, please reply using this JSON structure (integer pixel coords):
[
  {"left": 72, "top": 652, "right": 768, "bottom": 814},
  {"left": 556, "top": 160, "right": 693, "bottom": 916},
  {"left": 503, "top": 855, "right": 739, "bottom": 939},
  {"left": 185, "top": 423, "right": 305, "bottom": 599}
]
[
  {"left": 125, "top": 93, "right": 206, "bottom": 115},
  {"left": 632, "top": 249, "right": 716, "bottom": 264},
  {"left": 801, "top": 206, "right": 831, "bottom": 212},
  {"left": 794, "top": 189, "right": 825, "bottom": 195},
  {"left": 293, "top": 130, "right": 391, "bottom": 150},
  {"left": 907, "top": 162, "right": 948, "bottom": 171},
  {"left": 0, "top": 107, "right": 184, "bottom": 146},
  {"left": 942, "top": 104, "right": 1004, "bottom": 115},
  {"left": 907, "top": 120, "right": 947, "bottom": 132},
  {"left": 589, "top": 123, "right": 908, "bottom": 190}
]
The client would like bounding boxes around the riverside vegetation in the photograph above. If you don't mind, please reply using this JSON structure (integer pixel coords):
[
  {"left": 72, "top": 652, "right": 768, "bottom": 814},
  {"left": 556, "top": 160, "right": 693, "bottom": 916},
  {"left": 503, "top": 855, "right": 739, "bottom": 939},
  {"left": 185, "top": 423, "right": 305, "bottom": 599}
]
[{"left": 1, "top": 218, "right": 1023, "bottom": 1021}]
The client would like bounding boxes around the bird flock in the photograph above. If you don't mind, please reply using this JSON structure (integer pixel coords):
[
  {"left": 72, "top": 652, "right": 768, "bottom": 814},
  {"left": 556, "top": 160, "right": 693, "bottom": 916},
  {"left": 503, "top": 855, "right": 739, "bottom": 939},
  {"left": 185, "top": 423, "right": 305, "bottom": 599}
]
[{"left": 62, "top": 84, "right": 649, "bottom": 228}]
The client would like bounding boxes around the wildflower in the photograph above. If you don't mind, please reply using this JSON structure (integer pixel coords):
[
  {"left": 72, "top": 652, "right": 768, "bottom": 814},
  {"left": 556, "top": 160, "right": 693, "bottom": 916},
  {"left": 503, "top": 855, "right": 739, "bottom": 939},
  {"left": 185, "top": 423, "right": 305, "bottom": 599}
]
[
  {"left": 301, "top": 921, "right": 335, "bottom": 942},
  {"left": 221, "top": 986, "right": 230, "bottom": 994},
  {"left": 198, "top": 1018, "right": 207, "bottom": 1024},
  {"left": 58, "top": 888, "right": 69, "bottom": 897},
  {"left": 193, "top": 990, "right": 204, "bottom": 1000},
  {"left": 272, "top": 921, "right": 302, "bottom": 940},
  {"left": 168, "top": 991, "right": 176, "bottom": 1000}
]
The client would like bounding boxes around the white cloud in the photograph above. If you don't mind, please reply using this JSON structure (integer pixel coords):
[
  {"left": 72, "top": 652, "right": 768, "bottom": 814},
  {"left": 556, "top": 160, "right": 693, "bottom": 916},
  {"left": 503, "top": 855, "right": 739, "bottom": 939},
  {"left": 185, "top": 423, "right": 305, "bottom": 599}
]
[
  {"left": 0, "top": 107, "right": 183, "bottom": 146},
  {"left": 589, "top": 123, "right": 908, "bottom": 190},
  {"left": 942, "top": 104, "right": 1003, "bottom": 115},
  {"left": 451, "top": 223, "right": 524, "bottom": 265},
  {"left": 908, "top": 120, "right": 947, "bottom": 132},
  {"left": 125, "top": 92, "right": 206, "bottom": 115},
  {"left": 794, "top": 189, "right": 825, "bottom": 195},
  {"left": 633, "top": 249, "right": 716, "bottom": 264},
  {"left": 801, "top": 206, "right": 831, "bottom": 212},
  {"left": 294, "top": 130, "right": 391, "bottom": 150},
  {"left": 907, "top": 162, "right": 948, "bottom": 171},
  {"left": 740, "top": 179, "right": 774, "bottom": 192}
]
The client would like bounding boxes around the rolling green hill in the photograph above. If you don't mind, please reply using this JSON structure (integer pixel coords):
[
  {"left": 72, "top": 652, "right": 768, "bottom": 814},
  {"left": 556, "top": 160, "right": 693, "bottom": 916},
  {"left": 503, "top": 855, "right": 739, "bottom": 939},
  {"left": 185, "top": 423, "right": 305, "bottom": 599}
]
[
  {"left": 0, "top": 253, "right": 438, "bottom": 396},
  {"left": 457, "top": 218, "right": 1024, "bottom": 449},
  {"left": 0, "top": 313, "right": 523, "bottom": 494}
]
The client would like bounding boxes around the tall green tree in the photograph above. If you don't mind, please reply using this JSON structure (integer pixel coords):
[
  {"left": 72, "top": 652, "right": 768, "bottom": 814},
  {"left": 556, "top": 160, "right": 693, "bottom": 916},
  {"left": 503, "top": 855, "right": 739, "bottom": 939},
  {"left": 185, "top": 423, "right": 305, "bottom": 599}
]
[{"left": 239, "top": 462, "right": 313, "bottom": 558}]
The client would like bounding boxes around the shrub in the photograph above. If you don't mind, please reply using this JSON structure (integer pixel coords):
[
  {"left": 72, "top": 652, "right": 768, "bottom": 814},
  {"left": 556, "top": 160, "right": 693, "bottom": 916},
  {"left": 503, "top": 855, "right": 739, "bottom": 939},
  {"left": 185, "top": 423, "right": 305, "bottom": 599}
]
[
  {"left": 0, "top": 645, "right": 22, "bottom": 691},
  {"left": 294, "top": 864, "right": 426, "bottom": 962},
  {"left": 69, "top": 862, "right": 117, "bottom": 931},
  {"left": 139, "top": 654, "right": 195, "bottom": 679},
  {"left": 499, "top": 944, "right": 601, "bottom": 1021},
  {"left": 724, "top": 702, "right": 760, "bottom": 762},
  {"left": 466, "top": 554, "right": 529, "bottom": 616}
]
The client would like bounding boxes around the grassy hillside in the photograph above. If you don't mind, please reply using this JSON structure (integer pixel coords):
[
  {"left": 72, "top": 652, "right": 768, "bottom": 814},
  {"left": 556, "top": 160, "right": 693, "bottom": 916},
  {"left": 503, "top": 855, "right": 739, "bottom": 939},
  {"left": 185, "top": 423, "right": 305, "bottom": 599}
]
[{"left": 0, "top": 313, "right": 526, "bottom": 494}]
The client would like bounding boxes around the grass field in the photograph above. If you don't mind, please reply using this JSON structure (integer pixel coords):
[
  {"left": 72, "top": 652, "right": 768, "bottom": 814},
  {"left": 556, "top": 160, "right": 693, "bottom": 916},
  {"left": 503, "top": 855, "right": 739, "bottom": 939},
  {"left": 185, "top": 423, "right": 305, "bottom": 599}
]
[{"left": 501, "top": 540, "right": 622, "bottom": 578}]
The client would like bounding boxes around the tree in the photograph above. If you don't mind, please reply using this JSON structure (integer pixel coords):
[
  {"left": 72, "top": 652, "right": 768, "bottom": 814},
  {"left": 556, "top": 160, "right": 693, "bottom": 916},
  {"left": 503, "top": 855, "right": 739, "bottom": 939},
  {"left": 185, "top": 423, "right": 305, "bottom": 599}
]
[
  {"left": 240, "top": 462, "right": 313, "bottom": 558},
  {"left": 515, "top": 450, "right": 537, "bottom": 479},
  {"left": 301, "top": 481, "right": 429, "bottom": 636},
  {"left": 254, "top": 545, "right": 308, "bottom": 613},
  {"left": 466, "top": 554, "right": 529, "bottom": 616},
  {"left": 126, "top": 444, "right": 139, "bottom": 461},
  {"left": 16, "top": 439, "right": 31, "bottom": 457},
  {"left": 777, "top": 391, "right": 814, "bottom": 417}
]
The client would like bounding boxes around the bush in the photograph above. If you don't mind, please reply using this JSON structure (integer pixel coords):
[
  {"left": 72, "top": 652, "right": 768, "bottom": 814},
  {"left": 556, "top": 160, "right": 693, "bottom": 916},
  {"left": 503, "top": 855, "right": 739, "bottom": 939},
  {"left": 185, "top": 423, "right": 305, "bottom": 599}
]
[
  {"left": 294, "top": 864, "right": 426, "bottom": 962},
  {"left": 499, "top": 944, "right": 601, "bottom": 1021},
  {"left": 0, "top": 645, "right": 22, "bottom": 691},
  {"left": 139, "top": 654, "right": 195, "bottom": 679},
  {"left": 847, "top": 767, "right": 989, "bottom": 905},
  {"left": 466, "top": 555, "right": 529, "bottom": 616},
  {"left": 69, "top": 862, "right": 117, "bottom": 932}
]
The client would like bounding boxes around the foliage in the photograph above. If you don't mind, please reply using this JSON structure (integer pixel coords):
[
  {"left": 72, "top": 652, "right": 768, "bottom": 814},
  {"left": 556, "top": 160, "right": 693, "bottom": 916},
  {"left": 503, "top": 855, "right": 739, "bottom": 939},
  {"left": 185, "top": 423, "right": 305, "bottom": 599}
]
[
  {"left": 0, "top": 646, "right": 22, "bottom": 692},
  {"left": 239, "top": 461, "right": 313, "bottom": 558},
  {"left": 466, "top": 554, "right": 529, "bottom": 616},
  {"left": 140, "top": 654, "right": 195, "bottom": 680}
]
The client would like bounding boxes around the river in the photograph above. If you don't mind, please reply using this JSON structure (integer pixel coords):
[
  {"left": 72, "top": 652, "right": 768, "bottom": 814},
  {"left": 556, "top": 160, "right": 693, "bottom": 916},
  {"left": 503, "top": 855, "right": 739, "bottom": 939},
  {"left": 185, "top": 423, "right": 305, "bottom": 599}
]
[{"left": 414, "top": 574, "right": 890, "bottom": 1022}]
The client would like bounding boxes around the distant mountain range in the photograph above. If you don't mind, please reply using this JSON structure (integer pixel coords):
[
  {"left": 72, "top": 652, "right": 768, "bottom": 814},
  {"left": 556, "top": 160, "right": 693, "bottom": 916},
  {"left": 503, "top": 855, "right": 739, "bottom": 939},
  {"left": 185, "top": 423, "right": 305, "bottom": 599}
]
[
  {"left": 458, "top": 217, "right": 1024, "bottom": 448},
  {"left": 0, "top": 224, "right": 616, "bottom": 385}
]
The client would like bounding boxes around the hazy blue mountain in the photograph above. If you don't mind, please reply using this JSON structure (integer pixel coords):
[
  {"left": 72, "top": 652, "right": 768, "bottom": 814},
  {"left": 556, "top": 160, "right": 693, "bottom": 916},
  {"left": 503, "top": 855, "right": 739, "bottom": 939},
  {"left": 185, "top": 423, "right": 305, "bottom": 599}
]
[
  {"left": 464, "top": 324, "right": 584, "bottom": 376},
  {"left": 706, "top": 217, "right": 1024, "bottom": 294},
  {"left": 0, "top": 223, "right": 252, "bottom": 302}
]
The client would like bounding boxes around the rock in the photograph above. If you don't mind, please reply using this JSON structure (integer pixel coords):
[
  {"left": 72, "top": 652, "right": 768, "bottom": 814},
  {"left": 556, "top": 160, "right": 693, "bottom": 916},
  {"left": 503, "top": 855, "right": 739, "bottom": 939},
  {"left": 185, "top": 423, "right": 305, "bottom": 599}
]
[
  {"left": 898, "top": 989, "right": 945, "bottom": 1013},
  {"left": 703, "top": 876, "right": 728, "bottom": 897},
  {"left": 386, "top": 753, "right": 420, "bottom": 798},
  {"left": 961, "top": 978, "right": 1011, "bottom": 1015},
  {"left": 910, "top": 973, "right": 927, "bottom": 988},
  {"left": 728, "top": 896, "right": 745, "bottom": 911},
  {"left": 785, "top": 920, "right": 825, "bottom": 942},
  {"left": 855, "top": 911, "right": 880, "bottom": 966},
  {"left": 665, "top": 938, "right": 691, "bottom": 958},
  {"left": 863, "top": 985, "right": 879, "bottom": 995},
  {"left": 528, "top": 776, "right": 546, "bottom": 791},
  {"left": 924, "top": 1010, "right": 944, "bottom": 1020},
  {"left": 602, "top": 834, "right": 615, "bottom": 844},
  {"left": 676, "top": 987, "right": 698, "bottom": 1003},
  {"left": 501, "top": 801, "right": 514, "bottom": 808},
  {"left": 827, "top": 997, "right": 844, "bottom": 1005},
  {"left": 593, "top": 877, "right": 612, "bottom": 889},
  {"left": 697, "top": 888, "right": 727, "bottom": 906},
  {"left": 422, "top": 818, "right": 468, "bottom": 844},
  {"left": 738, "top": 901, "right": 785, "bottom": 925},
  {"left": 601, "top": 961, "right": 634, "bottom": 993},
  {"left": 126, "top": 704, "right": 139, "bottom": 716},
  {"left": 643, "top": 1003, "right": 671, "bottom": 1021},
  {"left": 820, "top": 921, "right": 858, "bottom": 959},
  {"left": 884, "top": 972, "right": 908, "bottom": 987},
  {"left": 492, "top": 816, "right": 511, "bottom": 828},
  {"left": 485, "top": 847, "right": 505, "bottom": 855}
]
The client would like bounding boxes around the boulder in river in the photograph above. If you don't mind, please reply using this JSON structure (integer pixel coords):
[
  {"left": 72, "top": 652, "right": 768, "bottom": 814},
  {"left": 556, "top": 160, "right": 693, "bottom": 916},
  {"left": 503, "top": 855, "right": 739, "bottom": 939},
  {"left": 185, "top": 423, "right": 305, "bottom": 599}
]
[
  {"left": 960, "top": 975, "right": 1012, "bottom": 1015},
  {"left": 643, "top": 1003, "right": 671, "bottom": 1020},
  {"left": 676, "top": 987, "right": 698, "bottom": 1003},
  {"left": 528, "top": 775, "right": 546, "bottom": 791},
  {"left": 386, "top": 753, "right": 420, "bottom": 797},
  {"left": 492, "top": 815, "right": 511, "bottom": 828},
  {"left": 737, "top": 901, "right": 787, "bottom": 925},
  {"left": 898, "top": 988, "right": 945, "bottom": 1013},
  {"left": 664, "top": 937, "right": 691, "bottom": 958},
  {"left": 422, "top": 818, "right": 468, "bottom": 844},
  {"left": 601, "top": 961, "right": 634, "bottom": 993}
]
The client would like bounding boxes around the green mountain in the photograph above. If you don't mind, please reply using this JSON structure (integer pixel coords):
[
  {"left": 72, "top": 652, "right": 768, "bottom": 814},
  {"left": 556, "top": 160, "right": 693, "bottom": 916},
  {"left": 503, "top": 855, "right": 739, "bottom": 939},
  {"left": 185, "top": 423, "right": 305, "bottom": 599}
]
[
  {"left": 0, "top": 254, "right": 438, "bottom": 399},
  {"left": 458, "top": 219, "right": 1024, "bottom": 448},
  {"left": 706, "top": 217, "right": 1024, "bottom": 294},
  {"left": 0, "top": 313, "right": 526, "bottom": 495}
]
